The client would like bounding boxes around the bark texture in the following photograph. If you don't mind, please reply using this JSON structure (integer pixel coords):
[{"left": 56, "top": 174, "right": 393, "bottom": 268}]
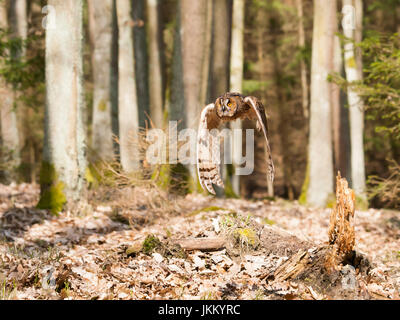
[
  {"left": 343, "top": 0, "right": 366, "bottom": 200},
  {"left": 306, "top": 0, "right": 336, "bottom": 207},
  {"left": 147, "top": 0, "right": 164, "bottom": 129},
  {"left": 230, "top": 0, "right": 245, "bottom": 196},
  {"left": 88, "top": 0, "right": 116, "bottom": 161},
  {"left": 39, "top": 0, "right": 86, "bottom": 212},
  {"left": 0, "top": 1, "right": 21, "bottom": 179},
  {"left": 116, "top": 0, "right": 140, "bottom": 173}
]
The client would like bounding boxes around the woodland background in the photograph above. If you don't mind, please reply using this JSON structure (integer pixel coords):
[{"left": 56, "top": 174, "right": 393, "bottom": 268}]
[
  {"left": 0, "top": 0, "right": 400, "bottom": 301},
  {"left": 0, "top": 0, "right": 400, "bottom": 211}
]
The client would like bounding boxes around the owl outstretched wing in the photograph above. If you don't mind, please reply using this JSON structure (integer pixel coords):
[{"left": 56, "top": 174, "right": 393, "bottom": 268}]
[
  {"left": 244, "top": 96, "right": 275, "bottom": 183},
  {"left": 197, "top": 104, "right": 224, "bottom": 194}
]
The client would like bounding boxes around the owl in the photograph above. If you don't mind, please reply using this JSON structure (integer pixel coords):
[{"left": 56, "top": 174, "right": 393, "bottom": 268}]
[{"left": 197, "top": 92, "right": 275, "bottom": 194}]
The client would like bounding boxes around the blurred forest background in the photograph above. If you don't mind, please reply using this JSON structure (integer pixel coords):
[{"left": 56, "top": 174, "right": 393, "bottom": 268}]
[{"left": 0, "top": 0, "right": 399, "bottom": 212}]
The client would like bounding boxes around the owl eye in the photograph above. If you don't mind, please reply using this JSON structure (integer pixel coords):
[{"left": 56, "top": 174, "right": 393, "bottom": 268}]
[{"left": 227, "top": 102, "right": 232, "bottom": 107}]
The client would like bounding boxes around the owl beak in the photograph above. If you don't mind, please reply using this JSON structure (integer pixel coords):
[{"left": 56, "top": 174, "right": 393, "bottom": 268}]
[{"left": 222, "top": 105, "right": 226, "bottom": 112}]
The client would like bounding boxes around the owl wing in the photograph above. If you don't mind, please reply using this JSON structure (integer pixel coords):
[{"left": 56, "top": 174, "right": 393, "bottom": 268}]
[
  {"left": 197, "top": 103, "right": 224, "bottom": 195},
  {"left": 243, "top": 96, "right": 275, "bottom": 183}
]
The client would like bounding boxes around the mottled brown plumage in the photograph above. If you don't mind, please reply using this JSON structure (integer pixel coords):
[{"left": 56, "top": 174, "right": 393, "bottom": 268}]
[{"left": 197, "top": 92, "right": 275, "bottom": 194}]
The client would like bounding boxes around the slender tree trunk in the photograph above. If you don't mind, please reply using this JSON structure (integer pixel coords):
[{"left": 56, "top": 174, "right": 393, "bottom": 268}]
[
  {"left": 87, "top": 0, "right": 115, "bottom": 161},
  {"left": 296, "top": 0, "right": 309, "bottom": 119},
  {"left": 306, "top": 0, "right": 336, "bottom": 207},
  {"left": 332, "top": 34, "right": 350, "bottom": 180},
  {"left": 116, "top": 0, "right": 140, "bottom": 173},
  {"left": 354, "top": 0, "right": 363, "bottom": 80},
  {"left": 169, "top": 1, "right": 184, "bottom": 126},
  {"left": 209, "top": 0, "right": 231, "bottom": 197},
  {"left": 10, "top": 0, "right": 28, "bottom": 178},
  {"left": 39, "top": 0, "right": 86, "bottom": 212},
  {"left": 230, "top": 0, "right": 245, "bottom": 196},
  {"left": 132, "top": 0, "right": 150, "bottom": 128},
  {"left": 147, "top": 0, "right": 164, "bottom": 129},
  {"left": 209, "top": 0, "right": 231, "bottom": 100},
  {"left": 9, "top": 0, "right": 28, "bottom": 56},
  {"left": 343, "top": 0, "right": 366, "bottom": 200},
  {"left": 397, "top": 5, "right": 400, "bottom": 35},
  {"left": 0, "top": 1, "right": 21, "bottom": 181}
]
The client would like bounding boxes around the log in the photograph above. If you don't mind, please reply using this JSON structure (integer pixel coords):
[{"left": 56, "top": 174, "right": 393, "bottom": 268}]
[{"left": 170, "top": 237, "right": 226, "bottom": 251}]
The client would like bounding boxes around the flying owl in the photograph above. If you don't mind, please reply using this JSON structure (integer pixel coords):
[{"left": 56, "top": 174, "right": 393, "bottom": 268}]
[{"left": 197, "top": 92, "right": 275, "bottom": 194}]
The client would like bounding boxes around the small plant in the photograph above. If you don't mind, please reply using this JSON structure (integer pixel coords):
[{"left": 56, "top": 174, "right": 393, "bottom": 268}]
[
  {"left": 200, "top": 290, "right": 218, "bottom": 300},
  {"left": 220, "top": 213, "right": 261, "bottom": 253},
  {"left": 142, "top": 234, "right": 162, "bottom": 254},
  {"left": 0, "top": 279, "right": 17, "bottom": 300}
]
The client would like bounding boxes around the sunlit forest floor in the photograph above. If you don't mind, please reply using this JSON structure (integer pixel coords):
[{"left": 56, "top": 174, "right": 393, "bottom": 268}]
[{"left": 0, "top": 183, "right": 399, "bottom": 300}]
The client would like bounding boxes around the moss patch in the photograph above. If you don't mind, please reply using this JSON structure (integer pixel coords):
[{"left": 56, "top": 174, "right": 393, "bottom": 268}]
[
  {"left": 85, "top": 164, "right": 101, "bottom": 189},
  {"left": 298, "top": 162, "right": 309, "bottom": 205},
  {"left": 142, "top": 234, "right": 162, "bottom": 254},
  {"left": 37, "top": 162, "right": 67, "bottom": 215},
  {"left": 97, "top": 99, "right": 107, "bottom": 112},
  {"left": 346, "top": 56, "right": 356, "bottom": 69},
  {"left": 37, "top": 182, "right": 66, "bottom": 215}
]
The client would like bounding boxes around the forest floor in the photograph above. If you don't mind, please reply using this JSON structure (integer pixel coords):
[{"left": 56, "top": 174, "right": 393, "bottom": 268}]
[{"left": 0, "top": 183, "right": 399, "bottom": 300}]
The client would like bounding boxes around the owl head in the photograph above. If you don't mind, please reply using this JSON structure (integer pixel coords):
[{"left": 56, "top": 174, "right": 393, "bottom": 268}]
[{"left": 215, "top": 93, "right": 239, "bottom": 119}]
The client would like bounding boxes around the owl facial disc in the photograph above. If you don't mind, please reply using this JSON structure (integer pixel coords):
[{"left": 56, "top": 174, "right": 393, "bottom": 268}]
[{"left": 216, "top": 97, "right": 237, "bottom": 118}]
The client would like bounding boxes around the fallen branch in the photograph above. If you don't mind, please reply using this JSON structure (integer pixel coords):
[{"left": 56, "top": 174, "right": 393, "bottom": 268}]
[{"left": 170, "top": 237, "right": 226, "bottom": 251}]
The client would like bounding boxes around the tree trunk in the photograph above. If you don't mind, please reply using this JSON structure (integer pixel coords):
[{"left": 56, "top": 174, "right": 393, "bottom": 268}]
[
  {"left": 87, "top": 0, "right": 116, "bottom": 162},
  {"left": 132, "top": 0, "right": 150, "bottom": 129},
  {"left": 332, "top": 34, "right": 351, "bottom": 180},
  {"left": 169, "top": 1, "right": 184, "bottom": 126},
  {"left": 38, "top": 0, "right": 86, "bottom": 213},
  {"left": 116, "top": 0, "right": 140, "bottom": 173},
  {"left": 10, "top": 0, "right": 28, "bottom": 180},
  {"left": 306, "top": 0, "right": 336, "bottom": 207},
  {"left": 0, "top": 1, "right": 21, "bottom": 181},
  {"left": 230, "top": 0, "right": 245, "bottom": 196},
  {"left": 146, "top": 0, "right": 164, "bottom": 129},
  {"left": 179, "top": 0, "right": 213, "bottom": 186},
  {"left": 343, "top": 0, "right": 366, "bottom": 201},
  {"left": 209, "top": 0, "right": 231, "bottom": 101},
  {"left": 296, "top": 0, "right": 309, "bottom": 119},
  {"left": 180, "top": 0, "right": 212, "bottom": 129},
  {"left": 209, "top": 0, "right": 231, "bottom": 197},
  {"left": 9, "top": 0, "right": 28, "bottom": 56}
]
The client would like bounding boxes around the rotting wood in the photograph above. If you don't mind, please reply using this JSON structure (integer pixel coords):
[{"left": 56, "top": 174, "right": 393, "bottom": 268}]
[
  {"left": 273, "top": 173, "right": 361, "bottom": 284},
  {"left": 326, "top": 172, "right": 356, "bottom": 270}
]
